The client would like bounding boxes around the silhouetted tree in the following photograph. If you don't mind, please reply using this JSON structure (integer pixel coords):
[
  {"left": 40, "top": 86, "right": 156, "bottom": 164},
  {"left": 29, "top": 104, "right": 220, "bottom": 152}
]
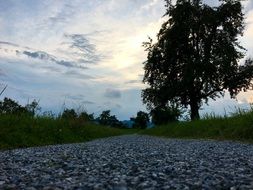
[
  {"left": 131, "top": 111, "right": 150, "bottom": 129},
  {"left": 0, "top": 97, "right": 27, "bottom": 115},
  {"left": 98, "top": 110, "right": 124, "bottom": 128},
  {"left": 61, "top": 109, "right": 77, "bottom": 119},
  {"left": 0, "top": 97, "right": 40, "bottom": 116},
  {"left": 25, "top": 99, "right": 41, "bottom": 116},
  {"left": 79, "top": 111, "right": 94, "bottom": 121},
  {"left": 142, "top": 0, "right": 253, "bottom": 120}
]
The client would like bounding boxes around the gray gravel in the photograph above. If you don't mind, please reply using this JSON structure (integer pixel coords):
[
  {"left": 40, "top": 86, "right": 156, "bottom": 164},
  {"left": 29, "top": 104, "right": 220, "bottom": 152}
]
[{"left": 0, "top": 135, "right": 253, "bottom": 190}]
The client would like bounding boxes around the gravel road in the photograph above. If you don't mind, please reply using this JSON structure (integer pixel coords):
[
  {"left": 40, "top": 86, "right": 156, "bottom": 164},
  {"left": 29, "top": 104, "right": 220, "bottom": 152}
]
[{"left": 0, "top": 135, "right": 253, "bottom": 190}]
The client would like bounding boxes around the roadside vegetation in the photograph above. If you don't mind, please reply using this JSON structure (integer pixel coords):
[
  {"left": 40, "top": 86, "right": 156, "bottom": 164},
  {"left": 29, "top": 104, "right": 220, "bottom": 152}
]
[
  {"left": 141, "top": 108, "right": 253, "bottom": 143},
  {"left": 0, "top": 97, "right": 138, "bottom": 150},
  {"left": 0, "top": 96, "right": 253, "bottom": 150}
]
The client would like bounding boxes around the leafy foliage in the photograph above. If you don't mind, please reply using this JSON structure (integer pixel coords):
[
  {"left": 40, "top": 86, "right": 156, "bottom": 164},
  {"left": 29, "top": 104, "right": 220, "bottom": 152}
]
[
  {"left": 97, "top": 110, "right": 124, "bottom": 128},
  {"left": 131, "top": 111, "right": 150, "bottom": 129},
  {"left": 0, "top": 97, "right": 40, "bottom": 116},
  {"left": 142, "top": 0, "right": 253, "bottom": 120}
]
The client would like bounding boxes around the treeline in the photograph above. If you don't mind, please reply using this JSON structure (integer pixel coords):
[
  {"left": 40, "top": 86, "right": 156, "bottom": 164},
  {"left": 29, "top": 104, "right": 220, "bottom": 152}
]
[{"left": 0, "top": 97, "right": 152, "bottom": 129}]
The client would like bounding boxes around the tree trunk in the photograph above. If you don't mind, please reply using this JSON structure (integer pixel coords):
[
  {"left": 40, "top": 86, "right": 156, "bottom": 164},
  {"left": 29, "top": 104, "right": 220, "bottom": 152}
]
[{"left": 190, "top": 99, "right": 200, "bottom": 120}]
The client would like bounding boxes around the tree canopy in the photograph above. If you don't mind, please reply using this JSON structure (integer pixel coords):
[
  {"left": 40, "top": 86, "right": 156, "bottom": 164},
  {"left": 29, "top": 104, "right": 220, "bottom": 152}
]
[
  {"left": 142, "top": 0, "right": 253, "bottom": 120},
  {"left": 0, "top": 97, "right": 40, "bottom": 116}
]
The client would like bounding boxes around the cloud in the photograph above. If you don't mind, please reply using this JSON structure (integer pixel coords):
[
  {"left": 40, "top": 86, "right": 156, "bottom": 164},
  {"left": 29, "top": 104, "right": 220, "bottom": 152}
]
[
  {"left": 63, "top": 33, "right": 102, "bottom": 64},
  {"left": 64, "top": 70, "right": 94, "bottom": 79},
  {"left": 81, "top": 100, "right": 95, "bottom": 105},
  {"left": 22, "top": 50, "right": 87, "bottom": 69},
  {"left": 23, "top": 50, "right": 55, "bottom": 60},
  {"left": 244, "top": 0, "right": 253, "bottom": 12},
  {"left": 125, "top": 80, "right": 141, "bottom": 84},
  {"left": 63, "top": 94, "right": 85, "bottom": 101},
  {"left": 0, "top": 41, "right": 20, "bottom": 47},
  {"left": 49, "top": 3, "right": 75, "bottom": 24},
  {"left": 0, "top": 69, "right": 7, "bottom": 77},
  {"left": 104, "top": 88, "right": 121, "bottom": 99}
]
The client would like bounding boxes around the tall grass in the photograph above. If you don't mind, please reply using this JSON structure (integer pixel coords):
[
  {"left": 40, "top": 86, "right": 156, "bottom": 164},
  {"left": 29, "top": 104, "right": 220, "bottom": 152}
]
[
  {"left": 141, "top": 108, "right": 253, "bottom": 142},
  {"left": 0, "top": 115, "right": 137, "bottom": 150},
  {"left": 1, "top": 107, "right": 253, "bottom": 150}
]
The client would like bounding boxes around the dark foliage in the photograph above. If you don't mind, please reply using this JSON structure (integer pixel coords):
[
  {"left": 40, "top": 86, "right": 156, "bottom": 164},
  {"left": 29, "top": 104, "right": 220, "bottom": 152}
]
[
  {"left": 0, "top": 97, "right": 40, "bottom": 116},
  {"left": 61, "top": 109, "right": 78, "bottom": 119},
  {"left": 79, "top": 111, "right": 94, "bottom": 122},
  {"left": 142, "top": 0, "right": 253, "bottom": 120},
  {"left": 97, "top": 110, "right": 125, "bottom": 128},
  {"left": 131, "top": 111, "right": 150, "bottom": 129},
  {"left": 151, "top": 105, "right": 182, "bottom": 125}
]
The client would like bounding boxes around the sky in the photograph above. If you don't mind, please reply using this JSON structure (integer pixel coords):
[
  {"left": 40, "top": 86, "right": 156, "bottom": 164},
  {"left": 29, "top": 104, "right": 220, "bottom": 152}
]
[{"left": 0, "top": 0, "right": 252, "bottom": 120}]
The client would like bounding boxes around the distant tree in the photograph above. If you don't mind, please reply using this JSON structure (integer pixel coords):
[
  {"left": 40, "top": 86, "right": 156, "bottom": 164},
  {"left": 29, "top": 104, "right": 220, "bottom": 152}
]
[
  {"left": 98, "top": 110, "right": 111, "bottom": 125},
  {"left": 98, "top": 110, "right": 124, "bottom": 128},
  {"left": 131, "top": 111, "right": 150, "bottom": 129},
  {"left": 79, "top": 111, "right": 94, "bottom": 121},
  {"left": 142, "top": 0, "right": 253, "bottom": 120},
  {"left": 25, "top": 99, "right": 41, "bottom": 116},
  {"left": 0, "top": 97, "right": 28, "bottom": 115},
  {"left": 61, "top": 109, "right": 77, "bottom": 119}
]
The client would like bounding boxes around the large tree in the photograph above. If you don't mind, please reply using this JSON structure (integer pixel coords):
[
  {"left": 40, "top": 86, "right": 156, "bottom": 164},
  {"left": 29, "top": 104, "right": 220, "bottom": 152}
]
[{"left": 142, "top": 0, "right": 253, "bottom": 120}]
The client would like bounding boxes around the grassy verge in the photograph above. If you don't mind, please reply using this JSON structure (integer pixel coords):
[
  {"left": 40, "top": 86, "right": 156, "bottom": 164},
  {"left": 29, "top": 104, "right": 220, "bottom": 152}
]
[
  {"left": 140, "top": 109, "right": 253, "bottom": 143},
  {"left": 0, "top": 115, "right": 138, "bottom": 150},
  {"left": 1, "top": 109, "right": 253, "bottom": 150}
]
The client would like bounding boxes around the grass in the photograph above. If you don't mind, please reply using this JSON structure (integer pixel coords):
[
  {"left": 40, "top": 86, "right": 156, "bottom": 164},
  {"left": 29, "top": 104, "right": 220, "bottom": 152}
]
[
  {"left": 0, "top": 115, "right": 138, "bottom": 150},
  {"left": 141, "top": 108, "right": 253, "bottom": 143},
  {"left": 1, "top": 108, "right": 253, "bottom": 150}
]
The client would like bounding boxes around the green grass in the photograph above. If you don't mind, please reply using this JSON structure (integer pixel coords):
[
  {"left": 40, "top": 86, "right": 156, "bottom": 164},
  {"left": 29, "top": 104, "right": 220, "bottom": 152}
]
[
  {"left": 141, "top": 109, "right": 253, "bottom": 143},
  {"left": 0, "top": 115, "right": 138, "bottom": 150},
  {"left": 1, "top": 108, "right": 253, "bottom": 150}
]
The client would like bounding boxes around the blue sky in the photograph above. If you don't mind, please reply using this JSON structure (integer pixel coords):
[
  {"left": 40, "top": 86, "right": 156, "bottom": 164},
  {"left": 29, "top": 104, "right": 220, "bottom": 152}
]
[{"left": 0, "top": 0, "right": 253, "bottom": 120}]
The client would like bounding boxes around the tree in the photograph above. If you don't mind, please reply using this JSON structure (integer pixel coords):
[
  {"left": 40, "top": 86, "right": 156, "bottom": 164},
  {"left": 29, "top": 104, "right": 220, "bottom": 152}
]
[
  {"left": 25, "top": 99, "right": 41, "bottom": 116},
  {"left": 98, "top": 110, "right": 123, "bottom": 127},
  {"left": 79, "top": 111, "right": 94, "bottom": 121},
  {"left": 0, "top": 97, "right": 40, "bottom": 116},
  {"left": 61, "top": 109, "right": 77, "bottom": 119},
  {"left": 131, "top": 111, "right": 150, "bottom": 129},
  {"left": 142, "top": 0, "right": 253, "bottom": 120},
  {"left": 0, "top": 97, "right": 26, "bottom": 115}
]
